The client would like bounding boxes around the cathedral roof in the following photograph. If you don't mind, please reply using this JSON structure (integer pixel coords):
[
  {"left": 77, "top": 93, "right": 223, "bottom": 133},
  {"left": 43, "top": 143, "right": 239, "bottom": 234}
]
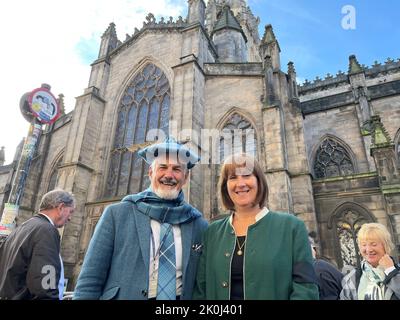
[{"left": 211, "top": 5, "right": 247, "bottom": 41}]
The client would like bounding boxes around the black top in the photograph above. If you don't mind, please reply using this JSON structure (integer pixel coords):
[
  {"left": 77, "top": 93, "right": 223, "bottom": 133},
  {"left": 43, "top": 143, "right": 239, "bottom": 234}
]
[
  {"left": 314, "top": 259, "right": 344, "bottom": 300},
  {"left": 230, "top": 236, "right": 246, "bottom": 300}
]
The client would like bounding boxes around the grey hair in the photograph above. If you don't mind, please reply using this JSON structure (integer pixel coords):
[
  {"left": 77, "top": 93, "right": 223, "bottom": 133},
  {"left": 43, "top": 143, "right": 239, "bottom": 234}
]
[
  {"left": 150, "top": 158, "right": 188, "bottom": 173},
  {"left": 39, "top": 189, "right": 75, "bottom": 211}
]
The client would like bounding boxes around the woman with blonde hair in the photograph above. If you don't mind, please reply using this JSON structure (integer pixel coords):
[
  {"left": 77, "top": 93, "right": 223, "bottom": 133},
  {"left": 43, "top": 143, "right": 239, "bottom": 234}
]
[
  {"left": 193, "top": 153, "right": 319, "bottom": 300},
  {"left": 340, "top": 223, "right": 400, "bottom": 300}
]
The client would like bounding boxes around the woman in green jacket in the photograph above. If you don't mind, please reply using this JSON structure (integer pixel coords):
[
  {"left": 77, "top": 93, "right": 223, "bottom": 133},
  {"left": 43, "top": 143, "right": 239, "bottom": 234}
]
[{"left": 193, "top": 153, "right": 319, "bottom": 300}]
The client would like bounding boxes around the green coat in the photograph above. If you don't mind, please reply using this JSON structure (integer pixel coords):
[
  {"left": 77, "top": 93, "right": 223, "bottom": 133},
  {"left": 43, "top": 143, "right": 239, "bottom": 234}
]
[{"left": 193, "top": 211, "right": 319, "bottom": 300}]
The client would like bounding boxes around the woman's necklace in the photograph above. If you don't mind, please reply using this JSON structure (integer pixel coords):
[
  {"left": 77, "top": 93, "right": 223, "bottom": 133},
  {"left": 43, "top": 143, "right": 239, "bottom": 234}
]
[{"left": 236, "top": 236, "right": 246, "bottom": 256}]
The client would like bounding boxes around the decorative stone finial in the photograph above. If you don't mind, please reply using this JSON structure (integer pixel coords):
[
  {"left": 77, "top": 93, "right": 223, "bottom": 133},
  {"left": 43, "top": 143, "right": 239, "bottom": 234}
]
[
  {"left": 262, "top": 24, "right": 276, "bottom": 44},
  {"left": 370, "top": 115, "right": 393, "bottom": 148},
  {"left": 102, "top": 22, "right": 117, "bottom": 38},
  {"left": 264, "top": 55, "right": 272, "bottom": 68},
  {"left": 0, "top": 146, "right": 5, "bottom": 166},
  {"left": 348, "top": 54, "right": 363, "bottom": 74},
  {"left": 58, "top": 94, "right": 65, "bottom": 115},
  {"left": 288, "top": 61, "right": 295, "bottom": 74}
]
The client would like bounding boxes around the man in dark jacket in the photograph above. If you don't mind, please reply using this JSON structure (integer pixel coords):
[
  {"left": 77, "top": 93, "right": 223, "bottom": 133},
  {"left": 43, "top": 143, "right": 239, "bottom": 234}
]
[
  {"left": 0, "top": 189, "right": 75, "bottom": 300},
  {"left": 309, "top": 235, "right": 344, "bottom": 300}
]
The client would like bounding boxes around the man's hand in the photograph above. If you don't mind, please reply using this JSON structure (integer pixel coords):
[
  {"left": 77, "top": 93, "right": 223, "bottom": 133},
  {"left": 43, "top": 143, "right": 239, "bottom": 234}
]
[{"left": 378, "top": 254, "right": 394, "bottom": 270}]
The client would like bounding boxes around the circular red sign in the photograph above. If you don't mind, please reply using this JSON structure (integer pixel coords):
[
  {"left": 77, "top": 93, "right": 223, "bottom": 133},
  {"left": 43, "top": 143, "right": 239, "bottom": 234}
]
[{"left": 28, "top": 88, "right": 60, "bottom": 124}]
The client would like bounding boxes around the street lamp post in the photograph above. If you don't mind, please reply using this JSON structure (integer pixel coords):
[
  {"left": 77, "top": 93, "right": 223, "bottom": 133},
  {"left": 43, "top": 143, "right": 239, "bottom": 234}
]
[{"left": 0, "top": 84, "right": 60, "bottom": 240}]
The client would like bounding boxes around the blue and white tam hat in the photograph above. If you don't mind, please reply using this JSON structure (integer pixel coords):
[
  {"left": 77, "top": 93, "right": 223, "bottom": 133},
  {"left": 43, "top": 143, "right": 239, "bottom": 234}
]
[{"left": 138, "top": 136, "right": 200, "bottom": 169}]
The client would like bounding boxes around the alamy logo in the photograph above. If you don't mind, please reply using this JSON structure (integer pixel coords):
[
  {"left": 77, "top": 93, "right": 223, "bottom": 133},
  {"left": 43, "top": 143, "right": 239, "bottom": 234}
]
[
  {"left": 341, "top": 5, "right": 356, "bottom": 30},
  {"left": 41, "top": 265, "right": 56, "bottom": 290}
]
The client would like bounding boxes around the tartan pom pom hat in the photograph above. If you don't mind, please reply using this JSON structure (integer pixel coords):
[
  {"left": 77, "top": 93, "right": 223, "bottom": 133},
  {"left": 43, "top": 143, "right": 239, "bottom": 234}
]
[{"left": 138, "top": 136, "right": 200, "bottom": 169}]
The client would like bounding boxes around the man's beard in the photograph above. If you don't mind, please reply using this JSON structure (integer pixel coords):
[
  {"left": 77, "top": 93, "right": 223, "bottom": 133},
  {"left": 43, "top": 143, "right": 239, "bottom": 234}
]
[
  {"left": 152, "top": 177, "right": 181, "bottom": 200},
  {"left": 152, "top": 186, "right": 180, "bottom": 200}
]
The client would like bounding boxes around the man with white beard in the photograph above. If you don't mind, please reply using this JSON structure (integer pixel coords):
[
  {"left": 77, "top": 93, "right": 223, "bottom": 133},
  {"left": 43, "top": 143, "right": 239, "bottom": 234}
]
[{"left": 74, "top": 137, "right": 208, "bottom": 300}]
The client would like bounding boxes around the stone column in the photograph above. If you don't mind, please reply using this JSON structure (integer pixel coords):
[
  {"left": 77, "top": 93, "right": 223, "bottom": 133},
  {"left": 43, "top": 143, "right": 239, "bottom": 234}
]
[
  {"left": 170, "top": 18, "right": 212, "bottom": 213},
  {"left": 348, "top": 55, "right": 376, "bottom": 172},
  {"left": 57, "top": 86, "right": 106, "bottom": 286},
  {"left": 370, "top": 115, "right": 400, "bottom": 256},
  {"left": 262, "top": 103, "right": 292, "bottom": 212}
]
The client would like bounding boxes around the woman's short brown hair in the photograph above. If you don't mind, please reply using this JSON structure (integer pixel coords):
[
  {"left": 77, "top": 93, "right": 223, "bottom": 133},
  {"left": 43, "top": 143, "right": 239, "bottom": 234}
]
[{"left": 218, "top": 153, "right": 268, "bottom": 211}]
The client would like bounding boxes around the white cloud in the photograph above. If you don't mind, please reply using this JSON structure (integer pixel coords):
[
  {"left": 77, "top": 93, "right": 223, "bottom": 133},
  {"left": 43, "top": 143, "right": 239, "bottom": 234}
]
[{"left": 0, "top": 0, "right": 186, "bottom": 164}]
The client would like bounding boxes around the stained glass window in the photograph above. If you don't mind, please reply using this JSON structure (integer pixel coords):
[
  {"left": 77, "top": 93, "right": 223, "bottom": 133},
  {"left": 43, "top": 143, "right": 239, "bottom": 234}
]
[
  {"left": 105, "top": 63, "right": 170, "bottom": 197},
  {"left": 314, "top": 138, "right": 355, "bottom": 179}
]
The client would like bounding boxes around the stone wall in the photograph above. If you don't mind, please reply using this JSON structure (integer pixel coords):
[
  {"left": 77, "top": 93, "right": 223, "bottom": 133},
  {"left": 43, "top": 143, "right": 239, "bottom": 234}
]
[
  {"left": 12, "top": 117, "right": 72, "bottom": 224},
  {"left": 303, "top": 104, "right": 370, "bottom": 175},
  {"left": 0, "top": 164, "right": 14, "bottom": 214},
  {"left": 313, "top": 174, "right": 387, "bottom": 267}
]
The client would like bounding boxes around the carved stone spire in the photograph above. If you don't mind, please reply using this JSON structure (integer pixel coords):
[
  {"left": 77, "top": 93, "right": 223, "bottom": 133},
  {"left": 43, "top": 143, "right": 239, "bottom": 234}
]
[
  {"left": 288, "top": 61, "right": 296, "bottom": 75},
  {"left": 98, "top": 22, "right": 119, "bottom": 58},
  {"left": 188, "top": 0, "right": 206, "bottom": 25},
  {"left": 205, "top": 0, "right": 217, "bottom": 33},
  {"left": 0, "top": 146, "right": 5, "bottom": 166},
  {"left": 211, "top": 5, "right": 247, "bottom": 62},
  {"left": 211, "top": 4, "right": 246, "bottom": 40},
  {"left": 263, "top": 55, "right": 279, "bottom": 107},
  {"left": 287, "top": 62, "right": 299, "bottom": 102},
  {"left": 58, "top": 94, "right": 65, "bottom": 116},
  {"left": 261, "top": 24, "right": 278, "bottom": 44},
  {"left": 260, "top": 24, "right": 281, "bottom": 70},
  {"left": 348, "top": 54, "right": 363, "bottom": 74},
  {"left": 370, "top": 115, "right": 393, "bottom": 148}
]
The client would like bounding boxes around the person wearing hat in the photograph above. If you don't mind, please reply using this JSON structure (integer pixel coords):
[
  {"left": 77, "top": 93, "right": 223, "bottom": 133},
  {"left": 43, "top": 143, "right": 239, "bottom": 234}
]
[{"left": 73, "top": 137, "right": 208, "bottom": 300}]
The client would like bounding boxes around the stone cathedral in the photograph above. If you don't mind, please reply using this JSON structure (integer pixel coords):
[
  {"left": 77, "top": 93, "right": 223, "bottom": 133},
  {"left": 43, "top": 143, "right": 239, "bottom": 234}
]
[{"left": 1, "top": 0, "right": 399, "bottom": 289}]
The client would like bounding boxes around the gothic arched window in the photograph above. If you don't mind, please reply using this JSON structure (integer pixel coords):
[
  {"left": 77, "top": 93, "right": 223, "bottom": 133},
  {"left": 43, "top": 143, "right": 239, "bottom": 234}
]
[
  {"left": 314, "top": 137, "right": 355, "bottom": 179},
  {"left": 212, "top": 113, "right": 258, "bottom": 217},
  {"left": 328, "top": 203, "right": 375, "bottom": 269},
  {"left": 48, "top": 157, "right": 63, "bottom": 192},
  {"left": 219, "top": 113, "right": 257, "bottom": 162},
  {"left": 105, "top": 63, "right": 170, "bottom": 197}
]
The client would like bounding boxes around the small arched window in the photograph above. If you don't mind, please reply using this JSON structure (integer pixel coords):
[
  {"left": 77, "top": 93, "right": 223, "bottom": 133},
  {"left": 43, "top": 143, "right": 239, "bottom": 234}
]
[
  {"left": 48, "top": 157, "right": 63, "bottom": 192},
  {"left": 328, "top": 203, "right": 375, "bottom": 269},
  {"left": 314, "top": 137, "right": 355, "bottom": 179},
  {"left": 105, "top": 63, "right": 170, "bottom": 197}
]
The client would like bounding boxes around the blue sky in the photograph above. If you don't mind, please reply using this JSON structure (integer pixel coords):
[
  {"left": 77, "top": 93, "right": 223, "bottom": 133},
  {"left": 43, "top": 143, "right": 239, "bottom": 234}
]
[
  {"left": 0, "top": 0, "right": 398, "bottom": 164},
  {"left": 76, "top": 0, "right": 400, "bottom": 83},
  {"left": 248, "top": 0, "right": 400, "bottom": 82}
]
